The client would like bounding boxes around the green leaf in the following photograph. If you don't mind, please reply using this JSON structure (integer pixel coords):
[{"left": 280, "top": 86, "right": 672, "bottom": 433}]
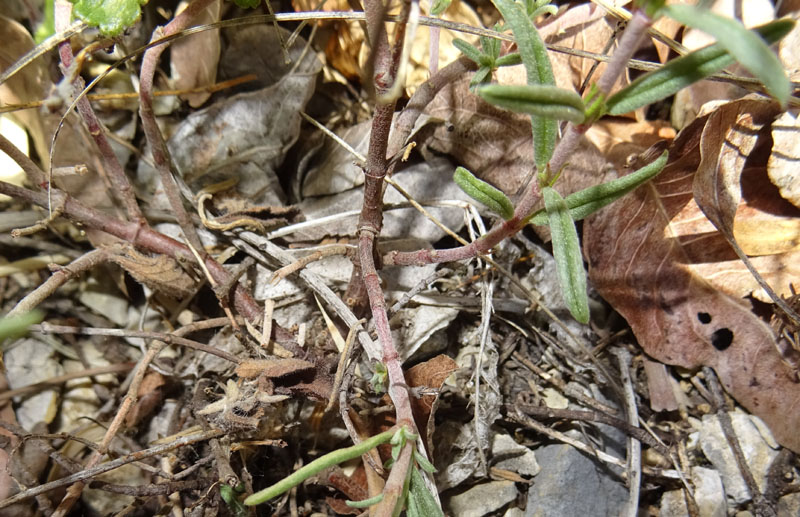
[
  {"left": 0, "top": 311, "right": 43, "bottom": 343},
  {"left": 414, "top": 450, "right": 437, "bottom": 473},
  {"left": 663, "top": 5, "right": 791, "bottom": 105},
  {"left": 430, "top": 0, "right": 452, "bottom": 16},
  {"left": 453, "top": 167, "right": 515, "bottom": 220},
  {"left": 69, "top": 0, "right": 147, "bottom": 36},
  {"left": 495, "top": 53, "right": 522, "bottom": 67},
  {"left": 409, "top": 467, "right": 445, "bottom": 517},
  {"left": 543, "top": 187, "right": 589, "bottom": 324},
  {"left": 606, "top": 19, "right": 793, "bottom": 116},
  {"left": 346, "top": 494, "right": 385, "bottom": 508},
  {"left": 220, "top": 484, "right": 248, "bottom": 517},
  {"left": 244, "top": 429, "right": 397, "bottom": 505},
  {"left": 527, "top": 150, "right": 669, "bottom": 225},
  {"left": 492, "top": 0, "right": 557, "bottom": 170},
  {"left": 230, "top": 0, "right": 262, "bottom": 7},
  {"left": 453, "top": 38, "right": 484, "bottom": 64},
  {"left": 478, "top": 84, "right": 586, "bottom": 123},
  {"left": 469, "top": 67, "right": 493, "bottom": 88}
]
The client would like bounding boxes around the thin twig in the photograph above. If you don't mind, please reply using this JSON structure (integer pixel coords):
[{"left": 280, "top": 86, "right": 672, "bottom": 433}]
[
  {"left": 0, "top": 428, "right": 224, "bottom": 508},
  {"left": 7, "top": 249, "right": 110, "bottom": 318},
  {"left": 54, "top": 0, "right": 144, "bottom": 223},
  {"left": 138, "top": 0, "right": 216, "bottom": 255},
  {"left": 30, "top": 323, "right": 241, "bottom": 364},
  {"left": 613, "top": 348, "right": 642, "bottom": 517},
  {"left": 50, "top": 342, "right": 166, "bottom": 516}
]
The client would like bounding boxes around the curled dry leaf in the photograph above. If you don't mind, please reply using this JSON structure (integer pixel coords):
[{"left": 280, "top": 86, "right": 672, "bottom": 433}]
[
  {"left": 585, "top": 109, "right": 800, "bottom": 453},
  {"left": 235, "top": 358, "right": 315, "bottom": 379},
  {"left": 107, "top": 243, "right": 197, "bottom": 299},
  {"left": 691, "top": 97, "right": 800, "bottom": 301},
  {"left": 768, "top": 110, "right": 800, "bottom": 209},
  {"left": 125, "top": 371, "right": 166, "bottom": 428}
]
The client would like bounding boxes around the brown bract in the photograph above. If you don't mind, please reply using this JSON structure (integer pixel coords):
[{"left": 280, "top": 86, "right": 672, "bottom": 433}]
[{"left": 585, "top": 100, "right": 800, "bottom": 452}]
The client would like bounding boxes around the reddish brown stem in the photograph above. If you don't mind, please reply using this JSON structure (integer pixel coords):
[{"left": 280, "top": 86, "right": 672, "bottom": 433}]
[
  {"left": 383, "top": 9, "right": 655, "bottom": 268},
  {"left": 387, "top": 55, "right": 476, "bottom": 159},
  {"left": 54, "top": 0, "right": 144, "bottom": 223},
  {"left": 0, "top": 179, "right": 272, "bottom": 329},
  {"left": 138, "top": 0, "right": 215, "bottom": 254}
]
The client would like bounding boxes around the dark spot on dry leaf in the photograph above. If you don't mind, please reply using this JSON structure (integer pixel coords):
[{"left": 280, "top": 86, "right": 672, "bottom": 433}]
[
  {"left": 711, "top": 328, "right": 734, "bottom": 351},
  {"left": 697, "top": 312, "right": 712, "bottom": 324}
]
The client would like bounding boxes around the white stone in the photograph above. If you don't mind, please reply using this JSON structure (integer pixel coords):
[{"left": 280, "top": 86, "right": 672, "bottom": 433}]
[
  {"left": 660, "top": 467, "right": 726, "bottom": 517},
  {"left": 698, "top": 412, "right": 779, "bottom": 504}
]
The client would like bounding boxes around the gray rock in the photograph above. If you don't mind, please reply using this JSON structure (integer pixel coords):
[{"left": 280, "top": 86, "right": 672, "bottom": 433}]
[
  {"left": 491, "top": 433, "right": 540, "bottom": 477},
  {"left": 697, "top": 412, "right": 779, "bottom": 504},
  {"left": 447, "top": 481, "right": 518, "bottom": 517},
  {"left": 524, "top": 444, "right": 627, "bottom": 517},
  {"left": 660, "top": 467, "right": 726, "bottom": 517}
]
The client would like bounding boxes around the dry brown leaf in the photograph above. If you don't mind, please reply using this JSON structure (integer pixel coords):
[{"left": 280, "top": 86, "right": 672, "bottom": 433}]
[
  {"left": 107, "top": 243, "right": 197, "bottom": 299},
  {"left": 235, "top": 358, "right": 315, "bottom": 379},
  {"left": 170, "top": 0, "right": 221, "bottom": 108},
  {"left": 405, "top": 354, "right": 457, "bottom": 450},
  {"left": 0, "top": 14, "right": 47, "bottom": 172},
  {"left": 585, "top": 115, "right": 800, "bottom": 453},
  {"left": 423, "top": 74, "right": 534, "bottom": 194},
  {"left": 692, "top": 97, "right": 800, "bottom": 300},
  {"left": 768, "top": 110, "right": 800, "bottom": 209},
  {"left": 125, "top": 371, "right": 166, "bottom": 427},
  {"left": 536, "top": 3, "right": 625, "bottom": 94},
  {"left": 585, "top": 118, "right": 676, "bottom": 169}
]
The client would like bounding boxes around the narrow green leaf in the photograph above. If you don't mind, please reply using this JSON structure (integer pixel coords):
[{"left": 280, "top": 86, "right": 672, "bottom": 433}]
[
  {"left": 414, "top": 450, "right": 437, "bottom": 473},
  {"left": 244, "top": 429, "right": 397, "bottom": 505},
  {"left": 469, "top": 67, "right": 493, "bottom": 88},
  {"left": 220, "top": 485, "right": 248, "bottom": 517},
  {"left": 453, "top": 38, "right": 484, "bottom": 64},
  {"left": 409, "top": 467, "right": 445, "bottom": 517},
  {"left": 346, "top": 494, "right": 385, "bottom": 508},
  {"left": 527, "top": 151, "right": 668, "bottom": 225},
  {"left": 478, "top": 84, "right": 586, "bottom": 123},
  {"left": 453, "top": 167, "right": 515, "bottom": 220},
  {"left": 492, "top": 0, "right": 557, "bottom": 170},
  {"left": 69, "top": 0, "right": 147, "bottom": 36},
  {"left": 0, "top": 311, "right": 43, "bottom": 342},
  {"left": 543, "top": 187, "right": 589, "bottom": 324},
  {"left": 495, "top": 53, "right": 522, "bottom": 67},
  {"left": 606, "top": 19, "right": 793, "bottom": 116},
  {"left": 663, "top": 5, "right": 791, "bottom": 105},
  {"left": 230, "top": 0, "right": 261, "bottom": 7},
  {"left": 430, "top": 0, "right": 452, "bottom": 16}
]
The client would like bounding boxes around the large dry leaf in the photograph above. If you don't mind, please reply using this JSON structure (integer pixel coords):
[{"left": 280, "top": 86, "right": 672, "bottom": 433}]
[
  {"left": 423, "top": 74, "right": 534, "bottom": 194},
  {"left": 585, "top": 115, "right": 800, "bottom": 453},
  {"left": 768, "top": 110, "right": 800, "bottom": 209},
  {"left": 691, "top": 98, "right": 800, "bottom": 301},
  {"left": 170, "top": 0, "right": 221, "bottom": 108}
]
